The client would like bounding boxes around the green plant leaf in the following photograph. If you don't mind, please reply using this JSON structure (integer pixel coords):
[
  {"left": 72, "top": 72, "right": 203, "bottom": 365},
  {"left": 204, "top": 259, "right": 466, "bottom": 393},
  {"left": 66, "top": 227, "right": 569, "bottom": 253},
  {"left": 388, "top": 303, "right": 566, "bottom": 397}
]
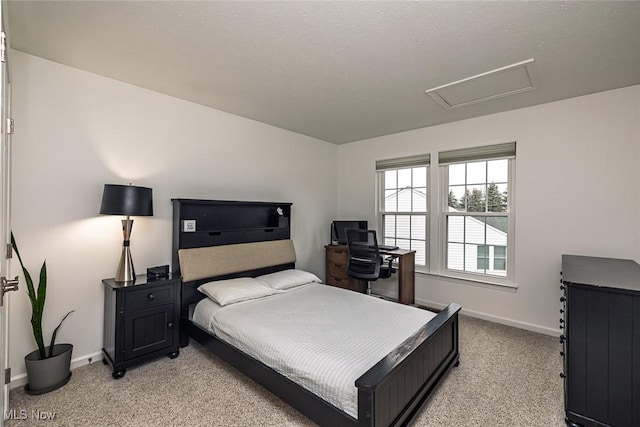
[
  {"left": 11, "top": 232, "right": 69, "bottom": 359},
  {"left": 33, "top": 261, "right": 47, "bottom": 358},
  {"left": 11, "top": 233, "right": 36, "bottom": 305},
  {"left": 49, "top": 310, "right": 74, "bottom": 358}
]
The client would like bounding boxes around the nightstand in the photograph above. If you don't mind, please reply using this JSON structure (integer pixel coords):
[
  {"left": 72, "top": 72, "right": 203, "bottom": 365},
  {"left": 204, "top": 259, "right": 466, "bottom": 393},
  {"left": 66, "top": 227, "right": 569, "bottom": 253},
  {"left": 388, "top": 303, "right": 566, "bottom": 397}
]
[{"left": 102, "top": 273, "right": 181, "bottom": 379}]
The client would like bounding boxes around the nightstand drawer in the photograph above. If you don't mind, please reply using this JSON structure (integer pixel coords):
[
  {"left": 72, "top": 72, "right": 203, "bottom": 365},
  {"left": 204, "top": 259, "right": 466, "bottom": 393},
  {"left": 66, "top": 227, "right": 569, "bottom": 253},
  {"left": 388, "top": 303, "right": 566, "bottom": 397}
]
[{"left": 125, "top": 284, "right": 174, "bottom": 309}]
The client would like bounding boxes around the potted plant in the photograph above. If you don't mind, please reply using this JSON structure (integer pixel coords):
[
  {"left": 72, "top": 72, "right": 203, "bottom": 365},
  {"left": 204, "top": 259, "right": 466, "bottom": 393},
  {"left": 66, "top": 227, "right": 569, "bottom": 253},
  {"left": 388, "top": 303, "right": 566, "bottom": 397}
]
[{"left": 11, "top": 233, "right": 74, "bottom": 395}]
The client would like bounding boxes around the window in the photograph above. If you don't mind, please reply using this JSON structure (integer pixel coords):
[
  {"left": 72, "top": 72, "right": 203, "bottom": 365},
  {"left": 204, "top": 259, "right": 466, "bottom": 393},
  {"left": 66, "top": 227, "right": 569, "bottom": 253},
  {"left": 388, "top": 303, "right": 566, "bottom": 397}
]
[
  {"left": 376, "top": 155, "right": 430, "bottom": 267},
  {"left": 440, "top": 142, "right": 515, "bottom": 282},
  {"left": 477, "top": 245, "right": 506, "bottom": 272},
  {"left": 376, "top": 143, "right": 515, "bottom": 286},
  {"left": 477, "top": 245, "right": 489, "bottom": 270},
  {"left": 494, "top": 246, "right": 506, "bottom": 271}
]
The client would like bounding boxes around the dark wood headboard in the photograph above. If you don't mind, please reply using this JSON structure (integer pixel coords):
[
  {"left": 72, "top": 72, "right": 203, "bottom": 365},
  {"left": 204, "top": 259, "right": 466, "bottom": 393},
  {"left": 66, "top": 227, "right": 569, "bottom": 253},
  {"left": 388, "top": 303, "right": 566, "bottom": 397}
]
[
  {"left": 171, "top": 199, "right": 292, "bottom": 275},
  {"left": 173, "top": 199, "right": 294, "bottom": 347}
]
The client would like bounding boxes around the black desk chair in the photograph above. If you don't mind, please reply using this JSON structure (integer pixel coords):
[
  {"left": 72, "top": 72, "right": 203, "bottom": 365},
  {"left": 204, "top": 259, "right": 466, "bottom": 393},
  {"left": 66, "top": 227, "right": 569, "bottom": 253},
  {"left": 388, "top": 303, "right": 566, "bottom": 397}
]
[{"left": 346, "top": 229, "right": 396, "bottom": 295}]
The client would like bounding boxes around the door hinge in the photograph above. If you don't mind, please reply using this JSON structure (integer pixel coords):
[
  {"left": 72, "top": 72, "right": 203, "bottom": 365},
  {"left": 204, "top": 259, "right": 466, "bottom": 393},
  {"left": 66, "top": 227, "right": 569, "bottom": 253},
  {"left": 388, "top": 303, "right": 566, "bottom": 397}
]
[
  {"left": 5, "top": 243, "right": 12, "bottom": 259},
  {"left": 6, "top": 118, "right": 14, "bottom": 135},
  {"left": 0, "top": 276, "right": 19, "bottom": 306},
  {"left": 4, "top": 367, "right": 10, "bottom": 385},
  {"left": 0, "top": 32, "right": 5, "bottom": 64}
]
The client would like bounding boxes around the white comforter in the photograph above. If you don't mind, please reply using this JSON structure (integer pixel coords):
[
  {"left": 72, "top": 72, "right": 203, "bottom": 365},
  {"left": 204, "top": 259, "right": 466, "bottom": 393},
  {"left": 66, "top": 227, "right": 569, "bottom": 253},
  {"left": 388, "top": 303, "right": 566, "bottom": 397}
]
[{"left": 193, "top": 283, "right": 436, "bottom": 418}]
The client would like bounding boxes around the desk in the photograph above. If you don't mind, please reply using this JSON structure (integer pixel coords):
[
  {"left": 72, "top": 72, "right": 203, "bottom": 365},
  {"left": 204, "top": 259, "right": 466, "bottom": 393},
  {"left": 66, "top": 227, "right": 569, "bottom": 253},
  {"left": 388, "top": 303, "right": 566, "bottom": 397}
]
[{"left": 324, "top": 244, "right": 415, "bottom": 305}]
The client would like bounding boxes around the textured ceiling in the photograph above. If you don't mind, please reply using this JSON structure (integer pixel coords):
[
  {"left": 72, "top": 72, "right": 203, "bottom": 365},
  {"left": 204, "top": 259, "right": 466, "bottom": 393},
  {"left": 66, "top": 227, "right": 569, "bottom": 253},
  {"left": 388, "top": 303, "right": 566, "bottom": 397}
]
[{"left": 7, "top": 1, "right": 640, "bottom": 144}]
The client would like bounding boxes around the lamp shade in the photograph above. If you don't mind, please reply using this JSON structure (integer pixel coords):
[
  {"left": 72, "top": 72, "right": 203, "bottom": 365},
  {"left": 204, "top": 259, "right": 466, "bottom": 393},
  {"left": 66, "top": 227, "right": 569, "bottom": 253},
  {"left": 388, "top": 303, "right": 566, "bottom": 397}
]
[{"left": 100, "top": 184, "right": 153, "bottom": 216}]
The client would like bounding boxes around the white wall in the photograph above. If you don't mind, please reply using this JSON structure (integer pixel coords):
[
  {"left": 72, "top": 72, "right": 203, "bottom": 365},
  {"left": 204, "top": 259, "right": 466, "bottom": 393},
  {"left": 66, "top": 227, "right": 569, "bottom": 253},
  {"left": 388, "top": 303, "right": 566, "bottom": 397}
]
[
  {"left": 338, "top": 85, "right": 640, "bottom": 334},
  {"left": 10, "top": 47, "right": 640, "bottom": 384},
  {"left": 9, "top": 51, "right": 338, "bottom": 382}
]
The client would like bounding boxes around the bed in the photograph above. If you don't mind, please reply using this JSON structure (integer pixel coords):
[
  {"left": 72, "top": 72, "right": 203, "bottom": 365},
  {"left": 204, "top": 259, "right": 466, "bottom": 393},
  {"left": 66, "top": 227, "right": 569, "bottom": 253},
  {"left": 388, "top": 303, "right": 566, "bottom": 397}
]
[{"left": 173, "top": 199, "right": 461, "bottom": 426}]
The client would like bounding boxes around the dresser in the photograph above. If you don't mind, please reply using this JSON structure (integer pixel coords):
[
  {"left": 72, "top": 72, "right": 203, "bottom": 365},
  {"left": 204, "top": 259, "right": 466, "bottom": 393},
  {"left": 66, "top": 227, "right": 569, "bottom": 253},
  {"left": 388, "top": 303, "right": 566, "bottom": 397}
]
[
  {"left": 102, "top": 274, "right": 181, "bottom": 379},
  {"left": 561, "top": 255, "right": 640, "bottom": 427}
]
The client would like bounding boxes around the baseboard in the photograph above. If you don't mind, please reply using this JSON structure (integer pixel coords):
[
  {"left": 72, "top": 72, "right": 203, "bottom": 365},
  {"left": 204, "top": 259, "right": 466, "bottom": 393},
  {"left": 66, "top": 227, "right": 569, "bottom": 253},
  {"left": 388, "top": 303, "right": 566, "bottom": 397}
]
[
  {"left": 415, "top": 297, "right": 561, "bottom": 337},
  {"left": 9, "top": 350, "right": 104, "bottom": 390}
]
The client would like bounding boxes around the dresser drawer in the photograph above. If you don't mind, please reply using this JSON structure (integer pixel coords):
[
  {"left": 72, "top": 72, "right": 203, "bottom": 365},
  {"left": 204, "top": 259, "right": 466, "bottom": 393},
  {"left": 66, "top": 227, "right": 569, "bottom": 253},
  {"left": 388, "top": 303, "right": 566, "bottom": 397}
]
[
  {"left": 125, "top": 284, "right": 175, "bottom": 309},
  {"left": 326, "top": 245, "right": 349, "bottom": 285},
  {"left": 326, "top": 274, "right": 349, "bottom": 288},
  {"left": 327, "top": 246, "right": 348, "bottom": 260},
  {"left": 325, "top": 245, "right": 367, "bottom": 294},
  {"left": 327, "top": 259, "right": 347, "bottom": 275}
]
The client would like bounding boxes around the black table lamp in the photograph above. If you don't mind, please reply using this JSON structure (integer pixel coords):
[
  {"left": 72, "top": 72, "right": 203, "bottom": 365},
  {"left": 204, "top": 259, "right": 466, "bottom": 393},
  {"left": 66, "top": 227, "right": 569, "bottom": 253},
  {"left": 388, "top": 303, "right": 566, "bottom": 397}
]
[{"left": 100, "top": 184, "right": 153, "bottom": 283}]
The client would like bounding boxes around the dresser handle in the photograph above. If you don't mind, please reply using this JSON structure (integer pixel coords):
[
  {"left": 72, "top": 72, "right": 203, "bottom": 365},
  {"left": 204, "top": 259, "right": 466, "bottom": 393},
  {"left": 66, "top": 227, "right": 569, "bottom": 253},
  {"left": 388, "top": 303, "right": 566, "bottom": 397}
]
[
  {"left": 167, "top": 322, "right": 173, "bottom": 329},
  {"left": 148, "top": 294, "right": 155, "bottom": 300}
]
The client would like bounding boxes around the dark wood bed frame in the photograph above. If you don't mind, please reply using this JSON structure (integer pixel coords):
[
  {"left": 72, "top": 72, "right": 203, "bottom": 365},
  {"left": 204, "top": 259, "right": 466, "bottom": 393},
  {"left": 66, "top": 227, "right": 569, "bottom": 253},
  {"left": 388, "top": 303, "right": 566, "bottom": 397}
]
[{"left": 173, "top": 199, "right": 461, "bottom": 426}]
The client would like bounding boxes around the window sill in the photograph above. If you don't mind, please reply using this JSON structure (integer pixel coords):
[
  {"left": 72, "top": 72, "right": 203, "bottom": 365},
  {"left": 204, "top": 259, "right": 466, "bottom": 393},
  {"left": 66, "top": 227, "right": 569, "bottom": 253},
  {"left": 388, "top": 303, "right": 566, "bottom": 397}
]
[{"left": 415, "top": 268, "right": 518, "bottom": 292}]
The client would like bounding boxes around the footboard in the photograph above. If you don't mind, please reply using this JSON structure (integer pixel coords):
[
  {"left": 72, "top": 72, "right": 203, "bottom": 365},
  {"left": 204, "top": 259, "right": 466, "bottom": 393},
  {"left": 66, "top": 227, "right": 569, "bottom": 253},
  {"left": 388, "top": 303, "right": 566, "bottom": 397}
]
[{"left": 355, "top": 303, "right": 461, "bottom": 426}]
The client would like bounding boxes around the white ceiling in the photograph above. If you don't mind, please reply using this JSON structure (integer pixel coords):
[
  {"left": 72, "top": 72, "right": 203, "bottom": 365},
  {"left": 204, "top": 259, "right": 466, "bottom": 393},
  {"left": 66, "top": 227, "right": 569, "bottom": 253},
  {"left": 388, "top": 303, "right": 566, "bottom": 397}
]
[{"left": 7, "top": 1, "right": 640, "bottom": 144}]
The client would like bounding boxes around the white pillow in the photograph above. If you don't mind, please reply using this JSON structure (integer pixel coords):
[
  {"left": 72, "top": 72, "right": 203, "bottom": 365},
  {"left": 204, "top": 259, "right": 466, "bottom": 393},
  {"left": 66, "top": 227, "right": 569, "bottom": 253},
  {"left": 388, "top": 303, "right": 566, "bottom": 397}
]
[
  {"left": 197, "top": 277, "right": 279, "bottom": 306},
  {"left": 257, "top": 269, "right": 322, "bottom": 290}
]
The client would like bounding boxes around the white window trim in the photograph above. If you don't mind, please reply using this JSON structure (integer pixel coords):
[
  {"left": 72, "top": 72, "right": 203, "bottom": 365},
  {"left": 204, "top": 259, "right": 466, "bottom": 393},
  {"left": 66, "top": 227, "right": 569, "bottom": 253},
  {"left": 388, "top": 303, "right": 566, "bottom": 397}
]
[
  {"left": 375, "top": 150, "right": 516, "bottom": 290},
  {"left": 375, "top": 166, "right": 430, "bottom": 269},
  {"left": 428, "top": 157, "right": 516, "bottom": 288},
  {"left": 416, "top": 269, "right": 518, "bottom": 292}
]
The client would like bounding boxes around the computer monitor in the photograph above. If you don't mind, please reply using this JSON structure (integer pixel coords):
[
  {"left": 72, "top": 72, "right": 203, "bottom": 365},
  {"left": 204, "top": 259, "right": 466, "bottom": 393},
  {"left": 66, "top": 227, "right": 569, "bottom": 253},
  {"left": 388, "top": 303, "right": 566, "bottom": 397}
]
[{"left": 331, "top": 220, "right": 368, "bottom": 244}]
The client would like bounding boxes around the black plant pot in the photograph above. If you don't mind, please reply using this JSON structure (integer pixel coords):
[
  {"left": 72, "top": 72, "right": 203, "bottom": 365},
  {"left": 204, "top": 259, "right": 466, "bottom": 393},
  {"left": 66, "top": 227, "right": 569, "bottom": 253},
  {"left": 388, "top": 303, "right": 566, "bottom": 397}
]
[{"left": 24, "top": 344, "right": 72, "bottom": 395}]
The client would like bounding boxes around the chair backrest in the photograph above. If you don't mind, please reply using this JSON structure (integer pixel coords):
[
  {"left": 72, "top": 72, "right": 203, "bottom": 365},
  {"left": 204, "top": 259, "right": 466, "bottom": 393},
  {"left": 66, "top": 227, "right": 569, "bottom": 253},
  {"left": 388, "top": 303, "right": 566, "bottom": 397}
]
[{"left": 346, "top": 229, "right": 382, "bottom": 280}]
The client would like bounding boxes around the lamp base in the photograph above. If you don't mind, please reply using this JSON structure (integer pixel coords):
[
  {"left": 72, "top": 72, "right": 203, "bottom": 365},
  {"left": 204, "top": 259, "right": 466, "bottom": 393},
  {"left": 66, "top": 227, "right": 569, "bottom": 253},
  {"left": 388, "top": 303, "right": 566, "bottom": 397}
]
[
  {"left": 115, "top": 218, "right": 136, "bottom": 283},
  {"left": 115, "top": 245, "right": 135, "bottom": 283}
]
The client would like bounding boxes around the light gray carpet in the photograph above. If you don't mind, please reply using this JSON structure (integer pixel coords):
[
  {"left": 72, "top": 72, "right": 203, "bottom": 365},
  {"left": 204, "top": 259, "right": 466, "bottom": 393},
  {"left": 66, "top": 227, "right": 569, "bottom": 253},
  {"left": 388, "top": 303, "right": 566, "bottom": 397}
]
[{"left": 7, "top": 315, "right": 565, "bottom": 426}]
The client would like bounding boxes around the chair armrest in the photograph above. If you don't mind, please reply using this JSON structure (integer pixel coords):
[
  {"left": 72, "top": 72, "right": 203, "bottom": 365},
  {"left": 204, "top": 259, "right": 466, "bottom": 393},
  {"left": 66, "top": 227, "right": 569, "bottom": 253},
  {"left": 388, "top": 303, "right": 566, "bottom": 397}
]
[{"left": 383, "top": 257, "right": 397, "bottom": 274}]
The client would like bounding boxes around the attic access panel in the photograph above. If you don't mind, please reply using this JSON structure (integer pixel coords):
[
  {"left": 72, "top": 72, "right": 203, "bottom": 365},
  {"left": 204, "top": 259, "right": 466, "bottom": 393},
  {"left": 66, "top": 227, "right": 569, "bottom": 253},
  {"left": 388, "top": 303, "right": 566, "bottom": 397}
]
[{"left": 426, "top": 59, "right": 539, "bottom": 109}]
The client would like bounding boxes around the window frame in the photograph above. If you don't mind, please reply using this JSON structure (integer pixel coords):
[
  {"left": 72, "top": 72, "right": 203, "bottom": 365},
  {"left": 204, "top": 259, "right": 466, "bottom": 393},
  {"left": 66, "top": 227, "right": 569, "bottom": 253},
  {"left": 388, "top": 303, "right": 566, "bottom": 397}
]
[
  {"left": 376, "top": 164, "right": 430, "bottom": 269},
  {"left": 435, "top": 156, "right": 516, "bottom": 287},
  {"left": 375, "top": 143, "right": 516, "bottom": 288}
]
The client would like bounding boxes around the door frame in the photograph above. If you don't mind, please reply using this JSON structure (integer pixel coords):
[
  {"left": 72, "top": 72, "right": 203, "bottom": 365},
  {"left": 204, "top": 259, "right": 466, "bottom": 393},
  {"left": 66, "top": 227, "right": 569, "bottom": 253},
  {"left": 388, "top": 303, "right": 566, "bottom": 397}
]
[{"left": 0, "top": 0, "right": 14, "bottom": 421}]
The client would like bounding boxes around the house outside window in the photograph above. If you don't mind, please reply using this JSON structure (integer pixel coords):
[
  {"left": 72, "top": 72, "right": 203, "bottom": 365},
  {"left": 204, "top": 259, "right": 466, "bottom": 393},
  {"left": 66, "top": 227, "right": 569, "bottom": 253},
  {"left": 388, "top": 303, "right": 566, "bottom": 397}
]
[
  {"left": 477, "top": 245, "right": 489, "bottom": 270},
  {"left": 376, "top": 155, "right": 430, "bottom": 267},
  {"left": 477, "top": 245, "right": 507, "bottom": 273},
  {"left": 493, "top": 246, "right": 507, "bottom": 271}
]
